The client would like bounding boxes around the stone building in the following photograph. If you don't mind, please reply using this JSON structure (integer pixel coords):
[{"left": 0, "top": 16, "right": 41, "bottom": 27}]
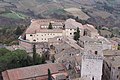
[
  {"left": 83, "top": 24, "right": 99, "bottom": 38},
  {"left": 2, "top": 63, "right": 69, "bottom": 80},
  {"left": 81, "top": 41, "right": 103, "bottom": 80},
  {"left": 20, "top": 18, "right": 85, "bottom": 43},
  {"left": 103, "top": 50, "right": 120, "bottom": 80}
]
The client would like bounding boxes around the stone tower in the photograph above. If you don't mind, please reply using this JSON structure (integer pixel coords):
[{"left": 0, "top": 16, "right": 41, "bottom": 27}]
[{"left": 81, "top": 41, "right": 103, "bottom": 80}]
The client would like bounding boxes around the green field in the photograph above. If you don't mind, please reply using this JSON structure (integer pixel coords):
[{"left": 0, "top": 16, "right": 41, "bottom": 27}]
[
  {"left": 43, "top": 8, "right": 67, "bottom": 16},
  {"left": 0, "top": 11, "right": 28, "bottom": 19}
]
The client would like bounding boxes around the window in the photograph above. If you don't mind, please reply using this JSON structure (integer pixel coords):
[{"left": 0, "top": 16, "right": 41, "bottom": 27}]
[
  {"left": 70, "top": 29, "right": 72, "bottom": 30},
  {"left": 92, "top": 77, "right": 94, "bottom": 80},
  {"left": 70, "top": 33, "right": 72, "bottom": 35},
  {"left": 30, "top": 34, "right": 33, "bottom": 36},
  {"left": 118, "top": 67, "right": 120, "bottom": 69},
  {"left": 41, "top": 35, "right": 43, "bottom": 36},
  {"left": 95, "top": 51, "right": 98, "bottom": 55},
  {"left": 45, "top": 38, "right": 46, "bottom": 40},
  {"left": 33, "top": 39, "right": 36, "bottom": 41},
  {"left": 117, "top": 75, "right": 119, "bottom": 79}
]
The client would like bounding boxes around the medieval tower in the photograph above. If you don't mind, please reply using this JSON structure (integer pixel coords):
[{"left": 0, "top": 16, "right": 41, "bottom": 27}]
[{"left": 81, "top": 41, "right": 103, "bottom": 80}]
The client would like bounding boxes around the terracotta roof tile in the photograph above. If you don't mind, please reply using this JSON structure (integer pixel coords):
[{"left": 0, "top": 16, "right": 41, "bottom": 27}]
[
  {"left": 2, "top": 63, "right": 66, "bottom": 80},
  {"left": 26, "top": 19, "right": 64, "bottom": 34}
]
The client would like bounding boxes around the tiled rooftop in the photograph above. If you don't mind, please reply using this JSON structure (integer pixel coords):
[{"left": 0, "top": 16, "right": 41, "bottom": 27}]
[
  {"left": 2, "top": 63, "right": 66, "bottom": 80},
  {"left": 36, "top": 29, "right": 63, "bottom": 33},
  {"left": 65, "top": 19, "right": 84, "bottom": 29},
  {"left": 25, "top": 19, "right": 64, "bottom": 34},
  {"left": 83, "top": 24, "right": 98, "bottom": 32}
]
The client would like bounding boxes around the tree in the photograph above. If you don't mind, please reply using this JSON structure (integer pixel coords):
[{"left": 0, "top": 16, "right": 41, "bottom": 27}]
[
  {"left": 41, "top": 54, "right": 46, "bottom": 64},
  {"left": 0, "top": 48, "right": 10, "bottom": 56},
  {"left": 48, "top": 23, "right": 53, "bottom": 29},
  {"left": 33, "top": 44, "right": 37, "bottom": 65},
  {"left": 74, "top": 27, "right": 80, "bottom": 41},
  {"left": 0, "top": 48, "right": 45, "bottom": 74},
  {"left": 63, "top": 24, "right": 65, "bottom": 30},
  {"left": 15, "top": 26, "right": 22, "bottom": 35},
  {"left": 75, "top": 16, "right": 79, "bottom": 22},
  {"left": 0, "top": 49, "right": 33, "bottom": 72},
  {"left": 48, "top": 69, "right": 52, "bottom": 80},
  {"left": 33, "top": 44, "right": 46, "bottom": 65}
]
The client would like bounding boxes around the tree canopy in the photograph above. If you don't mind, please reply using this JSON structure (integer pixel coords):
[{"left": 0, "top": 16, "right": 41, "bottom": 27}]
[
  {"left": 32, "top": 44, "right": 45, "bottom": 65},
  {"left": 0, "top": 48, "right": 45, "bottom": 73},
  {"left": 15, "top": 26, "right": 22, "bottom": 35},
  {"left": 74, "top": 27, "right": 80, "bottom": 41},
  {"left": 0, "top": 49, "right": 33, "bottom": 72},
  {"left": 48, "top": 23, "right": 53, "bottom": 29}
]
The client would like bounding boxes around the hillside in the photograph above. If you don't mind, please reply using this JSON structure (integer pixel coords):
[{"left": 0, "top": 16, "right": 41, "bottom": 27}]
[{"left": 0, "top": 0, "right": 119, "bottom": 29}]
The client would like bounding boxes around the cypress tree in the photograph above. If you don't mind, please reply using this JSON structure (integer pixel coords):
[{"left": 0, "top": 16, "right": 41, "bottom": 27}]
[
  {"left": 41, "top": 54, "right": 45, "bottom": 64},
  {"left": 48, "top": 69, "right": 52, "bottom": 80},
  {"left": 33, "top": 44, "right": 36, "bottom": 65},
  {"left": 74, "top": 27, "right": 80, "bottom": 41},
  {"left": 63, "top": 24, "right": 65, "bottom": 30},
  {"left": 48, "top": 23, "right": 53, "bottom": 29},
  {"left": 15, "top": 26, "right": 22, "bottom": 35}
]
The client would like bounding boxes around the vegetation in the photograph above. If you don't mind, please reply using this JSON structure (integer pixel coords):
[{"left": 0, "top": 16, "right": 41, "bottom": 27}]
[
  {"left": 48, "top": 23, "right": 53, "bottom": 29},
  {"left": 0, "top": 49, "right": 32, "bottom": 72},
  {"left": 0, "top": 10, "right": 28, "bottom": 19},
  {"left": 15, "top": 26, "right": 22, "bottom": 35},
  {"left": 0, "top": 25, "right": 27, "bottom": 45},
  {"left": 33, "top": 44, "right": 37, "bottom": 65},
  {"left": 74, "top": 27, "right": 80, "bottom": 41},
  {"left": 33, "top": 44, "right": 45, "bottom": 65},
  {"left": 0, "top": 48, "right": 45, "bottom": 73},
  {"left": 63, "top": 24, "right": 65, "bottom": 30},
  {"left": 48, "top": 68, "right": 52, "bottom": 80}
]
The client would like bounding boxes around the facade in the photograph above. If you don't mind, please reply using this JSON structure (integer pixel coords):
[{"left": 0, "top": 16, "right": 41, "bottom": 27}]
[
  {"left": 78, "top": 36, "right": 117, "bottom": 51},
  {"left": 103, "top": 50, "right": 120, "bottom": 80},
  {"left": 21, "top": 18, "right": 85, "bottom": 43},
  {"left": 110, "top": 61, "right": 120, "bottom": 80},
  {"left": 78, "top": 36, "right": 95, "bottom": 48},
  {"left": 81, "top": 41, "right": 103, "bottom": 80},
  {"left": 64, "top": 19, "right": 84, "bottom": 38},
  {"left": 104, "top": 56, "right": 120, "bottom": 80},
  {"left": 97, "top": 36, "right": 112, "bottom": 50},
  {"left": 26, "top": 29, "right": 63, "bottom": 42}
]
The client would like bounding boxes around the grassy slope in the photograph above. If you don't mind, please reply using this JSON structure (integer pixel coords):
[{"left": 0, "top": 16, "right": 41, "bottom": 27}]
[{"left": 0, "top": 10, "right": 28, "bottom": 19}]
